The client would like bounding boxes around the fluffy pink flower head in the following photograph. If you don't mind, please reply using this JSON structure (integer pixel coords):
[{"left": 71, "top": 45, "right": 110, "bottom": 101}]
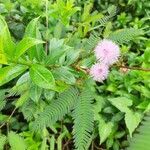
[
  {"left": 90, "top": 63, "right": 109, "bottom": 82},
  {"left": 94, "top": 39, "right": 120, "bottom": 65}
]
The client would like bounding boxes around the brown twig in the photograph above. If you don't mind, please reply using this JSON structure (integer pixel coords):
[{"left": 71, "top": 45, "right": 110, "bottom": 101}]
[
  {"left": 0, "top": 108, "right": 17, "bottom": 129},
  {"left": 118, "top": 65, "right": 150, "bottom": 72},
  {"left": 91, "top": 141, "right": 94, "bottom": 150},
  {"left": 93, "top": 142, "right": 106, "bottom": 150},
  {"left": 63, "top": 139, "right": 72, "bottom": 150}
]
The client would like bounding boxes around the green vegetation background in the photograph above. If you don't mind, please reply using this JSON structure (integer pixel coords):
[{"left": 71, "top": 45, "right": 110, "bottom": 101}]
[{"left": 0, "top": 0, "right": 149, "bottom": 150}]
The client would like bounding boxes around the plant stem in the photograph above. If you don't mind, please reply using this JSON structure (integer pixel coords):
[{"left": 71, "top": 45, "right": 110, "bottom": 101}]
[
  {"left": 118, "top": 65, "right": 150, "bottom": 72},
  {"left": 45, "top": 0, "right": 49, "bottom": 54},
  {"left": 0, "top": 108, "right": 17, "bottom": 129}
]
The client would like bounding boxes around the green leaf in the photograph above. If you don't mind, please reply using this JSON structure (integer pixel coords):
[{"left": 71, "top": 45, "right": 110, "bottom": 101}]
[
  {"left": 0, "top": 34, "right": 7, "bottom": 64},
  {"left": 144, "top": 47, "right": 150, "bottom": 63},
  {"left": 127, "top": 113, "right": 150, "bottom": 150},
  {"left": 54, "top": 22, "right": 63, "bottom": 38},
  {"left": 52, "top": 66, "right": 76, "bottom": 84},
  {"left": 8, "top": 131, "right": 26, "bottom": 150},
  {"left": 24, "top": 17, "right": 46, "bottom": 61},
  {"left": 0, "top": 65, "right": 28, "bottom": 86},
  {"left": 0, "top": 15, "right": 15, "bottom": 58},
  {"left": 14, "top": 37, "right": 44, "bottom": 60},
  {"left": 15, "top": 91, "right": 29, "bottom": 108},
  {"left": 33, "top": 87, "right": 79, "bottom": 130},
  {"left": 64, "top": 49, "right": 80, "bottom": 66},
  {"left": 98, "top": 116, "right": 114, "bottom": 144},
  {"left": 50, "top": 135, "right": 55, "bottom": 150},
  {"left": 73, "top": 88, "right": 94, "bottom": 150},
  {"left": 125, "top": 110, "right": 142, "bottom": 137},
  {"left": 0, "top": 54, "right": 7, "bottom": 65},
  {"left": 45, "top": 38, "right": 67, "bottom": 65},
  {"left": 115, "top": 131, "right": 125, "bottom": 139},
  {"left": 0, "top": 134, "right": 6, "bottom": 150},
  {"left": 44, "top": 90, "right": 55, "bottom": 101},
  {"left": 57, "top": 130, "right": 68, "bottom": 150},
  {"left": 108, "top": 97, "right": 133, "bottom": 112},
  {"left": 113, "top": 141, "right": 119, "bottom": 150},
  {"left": 106, "top": 138, "right": 114, "bottom": 149},
  {"left": 108, "top": 28, "right": 144, "bottom": 44},
  {"left": 29, "top": 83, "right": 42, "bottom": 103},
  {"left": 29, "top": 64, "right": 56, "bottom": 90},
  {"left": 25, "top": 17, "right": 39, "bottom": 37},
  {"left": 0, "top": 90, "right": 6, "bottom": 111}
]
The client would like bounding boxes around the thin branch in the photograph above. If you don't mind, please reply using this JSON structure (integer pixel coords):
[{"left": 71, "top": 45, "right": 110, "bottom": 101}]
[
  {"left": 93, "top": 142, "right": 106, "bottom": 150},
  {"left": 0, "top": 108, "right": 17, "bottom": 129},
  {"left": 63, "top": 139, "right": 72, "bottom": 150},
  {"left": 118, "top": 65, "right": 150, "bottom": 72},
  {"left": 45, "top": 0, "right": 49, "bottom": 54},
  {"left": 91, "top": 141, "right": 94, "bottom": 150}
]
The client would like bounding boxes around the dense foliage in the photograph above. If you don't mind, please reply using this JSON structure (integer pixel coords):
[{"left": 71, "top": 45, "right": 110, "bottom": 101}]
[{"left": 0, "top": 0, "right": 150, "bottom": 150}]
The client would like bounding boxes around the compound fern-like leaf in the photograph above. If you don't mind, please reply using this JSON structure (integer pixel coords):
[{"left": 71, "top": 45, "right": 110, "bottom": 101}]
[
  {"left": 33, "top": 87, "right": 79, "bottom": 130},
  {"left": 73, "top": 88, "right": 94, "bottom": 150},
  {"left": 108, "top": 28, "right": 144, "bottom": 44}
]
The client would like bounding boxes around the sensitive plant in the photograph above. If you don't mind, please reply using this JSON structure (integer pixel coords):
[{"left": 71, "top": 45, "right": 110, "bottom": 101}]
[
  {"left": 94, "top": 39, "right": 120, "bottom": 65},
  {"left": 90, "top": 39, "right": 120, "bottom": 82},
  {"left": 90, "top": 63, "right": 109, "bottom": 82},
  {"left": 0, "top": 0, "right": 150, "bottom": 150}
]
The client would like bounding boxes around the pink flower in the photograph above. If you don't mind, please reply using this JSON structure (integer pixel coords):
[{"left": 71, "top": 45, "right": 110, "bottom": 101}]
[
  {"left": 94, "top": 39, "right": 120, "bottom": 65},
  {"left": 90, "top": 63, "right": 109, "bottom": 82}
]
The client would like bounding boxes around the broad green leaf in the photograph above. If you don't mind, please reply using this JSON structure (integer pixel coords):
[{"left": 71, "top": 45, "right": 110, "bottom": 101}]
[
  {"left": 49, "top": 38, "right": 64, "bottom": 52},
  {"left": 0, "top": 114, "right": 8, "bottom": 122},
  {"left": 113, "top": 141, "right": 119, "bottom": 150},
  {"left": 125, "top": 110, "right": 142, "bottom": 137},
  {"left": 108, "top": 97, "right": 133, "bottom": 112},
  {"left": 54, "top": 22, "right": 63, "bottom": 38},
  {"left": 29, "top": 83, "right": 42, "bottom": 103},
  {"left": 24, "top": 17, "right": 46, "bottom": 61},
  {"left": 0, "top": 34, "right": 7, "bottom": 64},
  {"left": 54, "top": 80, "right": 69, "bottom": 92},
  {"left": 15, "top": 91, "right": 29, "bottom": 108},
  {"left": 64, "top": 49, "right": 80, "bottom": 65},
  {"left": 14, "top": 37, "right": 44, "bottom": 60},
  {"left": 8, "top": 131, "right": 26, "bottom": 150},
  {"left": 16, "top": 72, "right": 30, "bottom": 86},
  {"left": 99, "top": 122, "right": 114, "bottom": 144},
  {"left": 106, "top": 138, "right": 114, "bottom": 149},
  {"left": 81, "top": 3, "right": 93, "bottom": 21},
  {"left": 29, "top": 64, "right": 56, "bottom": 90},
  {"left": 94, "top": 96, "right": 106, "bottom": 118},
  {"left": 44, "top": 89, "right": 55, "bottom": 101},
  {"left": 45, "top": 38, "right": 67, "bottom": 65},
  {"left": 133, "top": 85, "right": 150, "bottom": 98},
  {"left": 98, "top": 117, "right": 114, "bottom": 144},
  {"left": 25, "top": 17, "right": 39, "bottom": 37},
  {"left": 111, "top": 112, "right": 124, "bottom": 122},
  {"left": 0, "top": 16, "right": 15, "bottom": 58},
  {"left": 0, "top": 53, "right": 7, "bottom": 64},
  {"left": 52, "top": 66, "right": 76, "bottom": 84},
  {"left": 0, "top": 65, "right": 28, "bottom": 86},
  {"left": 115, "top": 131, "right": 126, "bottom": 139},
  {"left": 144, "top": 47, "right": 150, "bottom": 63}
]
